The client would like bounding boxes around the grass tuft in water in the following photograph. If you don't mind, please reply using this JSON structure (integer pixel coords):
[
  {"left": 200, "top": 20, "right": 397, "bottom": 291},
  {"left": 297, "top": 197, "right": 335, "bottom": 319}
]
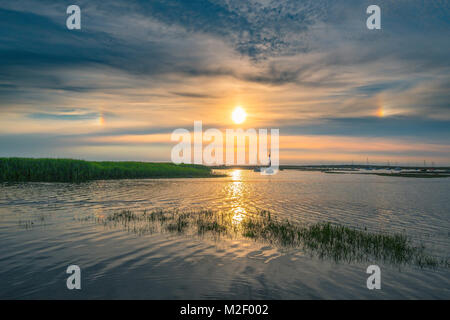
[{"left": 98, "top": 209, "right": 448, "bottom": 268}]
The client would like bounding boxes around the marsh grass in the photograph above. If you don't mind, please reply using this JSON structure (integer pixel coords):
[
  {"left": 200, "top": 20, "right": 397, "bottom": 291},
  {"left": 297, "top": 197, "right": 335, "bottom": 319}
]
[
  {"left": 0, "top": 158, "right": 222, "bottom": 182},
  {"left": 99, "top": 209, "right": 448, "bottom": 268}
]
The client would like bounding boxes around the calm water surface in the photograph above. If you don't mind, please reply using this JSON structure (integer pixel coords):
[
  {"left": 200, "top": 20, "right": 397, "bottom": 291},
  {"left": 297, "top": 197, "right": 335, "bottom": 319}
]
[{"left": 0, "top": 170, "right": 449, "bottom": 299}]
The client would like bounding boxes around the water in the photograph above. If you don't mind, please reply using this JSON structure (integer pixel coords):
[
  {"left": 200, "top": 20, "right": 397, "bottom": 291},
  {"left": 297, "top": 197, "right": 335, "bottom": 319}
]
[{"left": 0, "top": 170, "right": 449, "bottom": 299}]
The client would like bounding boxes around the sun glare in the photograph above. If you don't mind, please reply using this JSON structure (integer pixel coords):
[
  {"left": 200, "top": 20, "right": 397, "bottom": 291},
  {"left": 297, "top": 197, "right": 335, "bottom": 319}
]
[{"left": 232, "top": 106, "right": 246, "bottom": 124}]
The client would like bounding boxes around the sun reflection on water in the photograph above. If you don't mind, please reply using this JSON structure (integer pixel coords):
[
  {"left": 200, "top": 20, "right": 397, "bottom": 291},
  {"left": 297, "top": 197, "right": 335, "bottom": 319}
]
[
  {"left": 227, "top": 170, "right": 248, "bottom": 225},
  {"left": 231, "top": 169, "right": 242, "bottom": 181},
  {"left": 232, "top": 207, "right": 246, "bottom": 225}
]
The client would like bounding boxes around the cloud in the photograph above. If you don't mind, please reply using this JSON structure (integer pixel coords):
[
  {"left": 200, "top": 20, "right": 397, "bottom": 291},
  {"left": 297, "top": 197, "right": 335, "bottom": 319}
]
[
  {"left": 0, "top": 0, "right": 449, "bottom": 163},
  {"left": 278, "top": 116, "right": 450, "bottom": 142},
  {"left": 170, "top": 91, "right": 218, "bottom": 99}
]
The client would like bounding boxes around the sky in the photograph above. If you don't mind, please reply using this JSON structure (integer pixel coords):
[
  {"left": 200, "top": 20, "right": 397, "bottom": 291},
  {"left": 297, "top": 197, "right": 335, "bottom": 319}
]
[{"left": 0, "top": 0, "right": 449, "bottom": 165}]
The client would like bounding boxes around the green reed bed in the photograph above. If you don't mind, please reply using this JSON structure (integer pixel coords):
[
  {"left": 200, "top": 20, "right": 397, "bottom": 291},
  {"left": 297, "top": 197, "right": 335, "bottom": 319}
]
[
  {"left": 0, "top": 158, "right": 221, "bottom": 182},
  {"left": 99, "top": 209, "right": 448, "bottom": 268}
]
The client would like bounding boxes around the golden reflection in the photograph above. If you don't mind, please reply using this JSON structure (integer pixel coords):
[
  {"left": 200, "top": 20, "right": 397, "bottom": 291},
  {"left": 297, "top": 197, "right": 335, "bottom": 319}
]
[
  {"left": 232, "top": 207, "right": 246, "bottom": 225},
  {"left": 227, "top": 170, "right": 248, "bottom": 226},
  {"left": 231, "top": 169, "right": 242, "bottom": 181}
]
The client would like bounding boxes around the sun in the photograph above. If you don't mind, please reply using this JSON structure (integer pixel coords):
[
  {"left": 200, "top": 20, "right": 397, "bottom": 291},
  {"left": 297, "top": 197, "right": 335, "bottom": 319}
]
[{"left": 232, "top": 106, "right": 246, "bottom": 124}]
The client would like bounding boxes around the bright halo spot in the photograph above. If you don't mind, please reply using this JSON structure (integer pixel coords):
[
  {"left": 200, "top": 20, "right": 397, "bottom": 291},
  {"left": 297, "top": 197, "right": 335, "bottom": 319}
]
[
  {"left": 98, "top": 114, "right": 105, "bottom": 126},
  {"left": 376, "top": 106, "right": 384, "bottom": 117},
  {"left": 232, "top": 106, "right": 246, "bottom": 124}
]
